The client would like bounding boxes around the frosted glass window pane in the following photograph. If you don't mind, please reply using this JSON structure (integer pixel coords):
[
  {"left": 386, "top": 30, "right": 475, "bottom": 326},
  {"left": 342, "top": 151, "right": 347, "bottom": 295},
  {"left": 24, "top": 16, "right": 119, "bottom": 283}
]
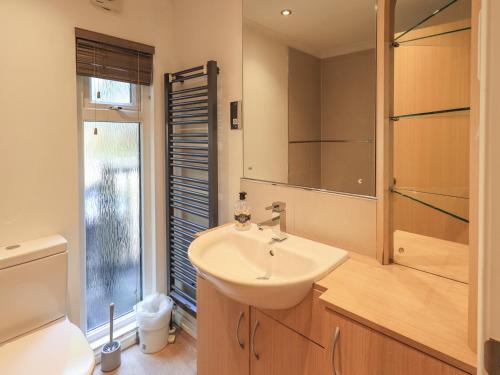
[
  {"left": 84, "top": 121, "right": 141, "bottom": 331},
  {"left": 91, "top": 78, "right": 132, "bottom": 105}
]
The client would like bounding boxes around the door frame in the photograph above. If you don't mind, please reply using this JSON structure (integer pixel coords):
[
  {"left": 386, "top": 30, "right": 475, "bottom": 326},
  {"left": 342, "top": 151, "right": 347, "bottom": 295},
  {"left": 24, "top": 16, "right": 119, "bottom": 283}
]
[{"left": 477, "top": 0, "right": 500, "bottom": 372}]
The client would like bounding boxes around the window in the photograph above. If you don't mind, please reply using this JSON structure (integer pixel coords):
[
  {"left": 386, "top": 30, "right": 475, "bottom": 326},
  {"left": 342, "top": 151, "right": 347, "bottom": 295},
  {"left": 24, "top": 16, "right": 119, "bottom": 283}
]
[
  {"left": 75, "top": 28, "right": 155, "bottom": 339},
  {"left": 90, "top": 77, "right": 134, "bottom": 105},
  {"left": 84, "top": 120, "right": 141, "bottom": 331},
  {"left": 80, "top": 77, "right": 146, "bottom": 334}
]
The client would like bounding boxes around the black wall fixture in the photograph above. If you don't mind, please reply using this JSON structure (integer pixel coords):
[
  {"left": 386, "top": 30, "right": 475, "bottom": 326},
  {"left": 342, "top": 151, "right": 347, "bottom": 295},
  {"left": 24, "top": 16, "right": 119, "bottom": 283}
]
[{"left": 165, "top": 61, "right": 219, "bottom": 316}]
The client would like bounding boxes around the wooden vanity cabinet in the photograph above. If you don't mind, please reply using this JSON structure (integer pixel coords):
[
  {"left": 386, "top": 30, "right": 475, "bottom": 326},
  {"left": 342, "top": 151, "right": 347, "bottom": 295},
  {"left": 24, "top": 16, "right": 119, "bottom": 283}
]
[
  {"left": 325, "top": 309, "right": 470, "bottom": 375},
  {"left": 197, "top": 277, "right": 472, "bottom": 375},
  {"left": 197, "top": 277, "right": 330, "bottom": 375},
  {"left": 258, "top": 288, "right": 328, "bottom": 347},
  {"left": 250, "top": 308, "right": 330, "bottom": 375},
  {"left": 197, "top": 276, "right": 250, "bottom": 375}
]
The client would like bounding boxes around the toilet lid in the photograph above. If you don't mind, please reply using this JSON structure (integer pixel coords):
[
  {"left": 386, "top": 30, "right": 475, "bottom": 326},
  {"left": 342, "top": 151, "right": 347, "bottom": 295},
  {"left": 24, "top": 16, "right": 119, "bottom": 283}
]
[{"left": 0, "top": 318, "right": 95, "bottom": 375}]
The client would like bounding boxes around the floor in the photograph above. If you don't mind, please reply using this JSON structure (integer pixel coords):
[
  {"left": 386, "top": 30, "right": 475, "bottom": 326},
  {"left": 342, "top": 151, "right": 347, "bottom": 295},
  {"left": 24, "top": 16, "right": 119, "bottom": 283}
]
[{"left": 93, "top": 330, "right": 197, "bottom": 375}]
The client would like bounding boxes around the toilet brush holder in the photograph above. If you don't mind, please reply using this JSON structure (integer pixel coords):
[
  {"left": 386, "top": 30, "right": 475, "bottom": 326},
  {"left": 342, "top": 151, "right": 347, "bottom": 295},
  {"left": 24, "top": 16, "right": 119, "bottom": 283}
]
[{"left": 101, "top": 303, "right": 121, "bottom": 372}]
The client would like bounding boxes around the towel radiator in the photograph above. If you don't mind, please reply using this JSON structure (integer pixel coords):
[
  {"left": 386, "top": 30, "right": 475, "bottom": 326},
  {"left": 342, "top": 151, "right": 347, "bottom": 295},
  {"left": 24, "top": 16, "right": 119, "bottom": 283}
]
[{"left": 165, "top": 61, "right": 219, "bottom": 316}]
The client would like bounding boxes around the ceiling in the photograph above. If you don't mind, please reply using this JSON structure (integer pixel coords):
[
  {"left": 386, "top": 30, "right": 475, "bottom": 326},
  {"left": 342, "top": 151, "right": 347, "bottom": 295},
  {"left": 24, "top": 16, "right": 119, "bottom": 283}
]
[
  {"left": 243, "top": 0, "right": 470, "bottom": 58},
  {"left": 244, "top": 0, "right": 377, "bottom": 58}
]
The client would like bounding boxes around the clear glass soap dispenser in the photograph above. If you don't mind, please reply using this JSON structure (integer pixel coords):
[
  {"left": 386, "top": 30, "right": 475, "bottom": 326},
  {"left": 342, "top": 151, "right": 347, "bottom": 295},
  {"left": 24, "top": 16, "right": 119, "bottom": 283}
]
[{"left": 234, "top": 191, "right": 251, "bottom": 231}]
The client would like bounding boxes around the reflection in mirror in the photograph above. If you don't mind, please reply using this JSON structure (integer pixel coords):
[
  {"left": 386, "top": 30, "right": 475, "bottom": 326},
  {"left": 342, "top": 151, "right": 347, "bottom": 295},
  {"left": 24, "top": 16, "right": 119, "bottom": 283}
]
[
  {"left": 243, "top": 0, "right": 376, "bottom": 196},
  {"left": 391, "top": 0, "right": 471, "bottom": 282}
]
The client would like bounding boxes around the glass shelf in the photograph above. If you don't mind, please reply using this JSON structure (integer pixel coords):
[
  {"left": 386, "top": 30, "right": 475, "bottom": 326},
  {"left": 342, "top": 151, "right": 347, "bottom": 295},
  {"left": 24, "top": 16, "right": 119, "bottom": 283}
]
[
  {"left": 391, "top": 107, "right": 470, "bottom": 121},
  {"left": 394, "top": 0, "right": 470, "bottom": 44},
  {"left": 392, "top": 186, "right": 469, "bottom": 223},
  {"left": 395, "top": 186, "right": 468, "bottom": 199},
  {"left": 394, "top": 26, "right": 470, "bottom": 46}
]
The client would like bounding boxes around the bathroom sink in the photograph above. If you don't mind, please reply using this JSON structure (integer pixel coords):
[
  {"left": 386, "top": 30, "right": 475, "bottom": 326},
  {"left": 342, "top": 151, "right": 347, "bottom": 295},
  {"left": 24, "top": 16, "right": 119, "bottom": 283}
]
[{"left": 188, "top": 224, "right": 349, "bottom": 309}]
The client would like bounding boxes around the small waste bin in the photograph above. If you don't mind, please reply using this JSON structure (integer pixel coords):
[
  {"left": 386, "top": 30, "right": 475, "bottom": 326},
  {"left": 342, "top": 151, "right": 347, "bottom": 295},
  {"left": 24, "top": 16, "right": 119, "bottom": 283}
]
[{"left": 135, "top": 293, "right": 173, "bottom": 354}]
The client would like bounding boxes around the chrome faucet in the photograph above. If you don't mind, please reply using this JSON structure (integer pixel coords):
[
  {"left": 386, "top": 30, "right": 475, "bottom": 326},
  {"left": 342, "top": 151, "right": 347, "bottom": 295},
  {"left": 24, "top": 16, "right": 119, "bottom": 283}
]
[{"left": 257, "top": 202, "right": 288, "bottom": 241}]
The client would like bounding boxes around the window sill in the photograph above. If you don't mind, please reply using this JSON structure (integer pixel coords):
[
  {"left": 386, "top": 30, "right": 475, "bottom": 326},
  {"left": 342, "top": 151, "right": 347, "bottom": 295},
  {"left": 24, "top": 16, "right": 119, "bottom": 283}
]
[
  {"left": 88, "top": 312, "right": 139, "bottom": 363},
  {"left": 90, "top": 320, "right": 138, "bottom": 364},
  {"left": 90, "top": 321, "right": 137, "bottom": 351}
]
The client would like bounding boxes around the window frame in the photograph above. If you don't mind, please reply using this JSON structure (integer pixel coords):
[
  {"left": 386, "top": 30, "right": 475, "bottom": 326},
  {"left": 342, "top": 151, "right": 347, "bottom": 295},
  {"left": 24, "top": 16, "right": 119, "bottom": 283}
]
[
  {"left": 77, "top": 76, "right": 154, "bottom": 340},
  {"left": 83, "top": 77, "right": 141, "bottom": 114},
  {"left": 89, "top": 77, "right": 136, "bottom": 107}
]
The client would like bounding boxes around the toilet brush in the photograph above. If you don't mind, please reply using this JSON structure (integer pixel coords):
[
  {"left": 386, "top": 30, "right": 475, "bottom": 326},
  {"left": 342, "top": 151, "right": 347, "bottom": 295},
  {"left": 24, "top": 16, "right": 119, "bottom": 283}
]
[{"left": 101, "top": 303, "right": 121, "bottom": 372}]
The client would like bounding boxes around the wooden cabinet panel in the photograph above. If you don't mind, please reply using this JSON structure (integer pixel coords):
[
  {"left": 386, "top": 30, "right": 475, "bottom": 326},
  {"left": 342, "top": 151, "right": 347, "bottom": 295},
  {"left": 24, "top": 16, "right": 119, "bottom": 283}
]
[
  {"left": 394, "top": 21, "right": 471, "bottom": 115},
  {"left": 197, "top": 276, "right": 250, "bottom": 375},
  {"left": 325, "top": 309, "right": 470, "bottom": 375},
  {"left": 258, "top": 289, "right": 327, "bottom": 347},
  {"left": 250, "top": 308, "right": 329, "bottom": 375}
]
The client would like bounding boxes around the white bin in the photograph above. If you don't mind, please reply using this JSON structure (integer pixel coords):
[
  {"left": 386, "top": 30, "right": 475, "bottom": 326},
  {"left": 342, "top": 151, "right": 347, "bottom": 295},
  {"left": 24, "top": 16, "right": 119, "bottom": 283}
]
[{"left": 135, "top": 293, "right": 173, "bottom": 354}]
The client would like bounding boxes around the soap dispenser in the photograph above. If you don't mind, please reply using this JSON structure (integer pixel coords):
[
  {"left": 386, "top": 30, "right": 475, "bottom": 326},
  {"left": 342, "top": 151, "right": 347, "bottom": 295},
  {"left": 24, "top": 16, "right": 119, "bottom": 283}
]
[{"left": 234, "top": 191, "right": 251, "bottom": 231}]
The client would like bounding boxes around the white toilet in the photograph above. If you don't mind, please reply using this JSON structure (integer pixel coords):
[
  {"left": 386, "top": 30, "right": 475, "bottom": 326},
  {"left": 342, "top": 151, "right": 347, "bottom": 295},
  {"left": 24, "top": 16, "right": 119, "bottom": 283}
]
[{"left": 0, "top": 235, "right": 95, "bottom": 375}]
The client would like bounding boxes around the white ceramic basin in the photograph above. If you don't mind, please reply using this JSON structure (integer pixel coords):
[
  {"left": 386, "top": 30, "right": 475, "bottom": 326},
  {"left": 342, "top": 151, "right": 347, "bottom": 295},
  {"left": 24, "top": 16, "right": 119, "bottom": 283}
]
[{"left": 188, "top": 224, "right": 349, "bottom": 310}]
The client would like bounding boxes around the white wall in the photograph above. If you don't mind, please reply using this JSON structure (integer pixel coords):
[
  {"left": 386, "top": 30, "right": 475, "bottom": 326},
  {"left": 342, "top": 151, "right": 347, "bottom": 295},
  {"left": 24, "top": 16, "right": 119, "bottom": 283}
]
[
  {"left": 243, "top": 22, "right": 289, "bottom": 183},
  {"left": 171, "top": 0, "right": 243, "bottom": 223},
  {"left": 0, "top": 0, "right": 174, "bottom": 327}
]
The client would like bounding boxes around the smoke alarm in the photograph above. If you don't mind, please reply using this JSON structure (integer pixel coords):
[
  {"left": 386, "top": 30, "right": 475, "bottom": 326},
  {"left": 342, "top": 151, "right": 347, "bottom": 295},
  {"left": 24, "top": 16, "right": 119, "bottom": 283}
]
[{"left": 90, "top": 0, "right": 123, "bottom": 12}]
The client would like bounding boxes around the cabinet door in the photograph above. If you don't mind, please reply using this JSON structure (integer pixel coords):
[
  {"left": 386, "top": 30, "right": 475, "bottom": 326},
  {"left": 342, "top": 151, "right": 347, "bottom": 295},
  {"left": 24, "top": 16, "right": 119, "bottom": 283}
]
[
  {"left": 197, "top": 276, "right": 250, "bottom": 375},
  {"left": 250, "top": 308, "right": 330, "bottom": 375},
  {"left": 326, "top": 309, "right": 469, "bottom": 375},
  {"left": 258, "top": 289, "right": 327, "bottom": 347}
]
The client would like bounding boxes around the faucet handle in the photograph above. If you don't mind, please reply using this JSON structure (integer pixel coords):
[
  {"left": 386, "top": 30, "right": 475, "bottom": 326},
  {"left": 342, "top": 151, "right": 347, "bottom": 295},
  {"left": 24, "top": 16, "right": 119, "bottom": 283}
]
[{"left": 266, "top": 201, "right": 286, "bottom": 212}]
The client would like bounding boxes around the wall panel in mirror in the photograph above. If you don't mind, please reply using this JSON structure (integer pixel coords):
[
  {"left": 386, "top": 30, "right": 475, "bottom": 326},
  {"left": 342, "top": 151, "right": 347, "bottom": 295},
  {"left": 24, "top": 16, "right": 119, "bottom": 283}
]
[{"left": 243, "top": 0, "right": 377, "bottom": 196}]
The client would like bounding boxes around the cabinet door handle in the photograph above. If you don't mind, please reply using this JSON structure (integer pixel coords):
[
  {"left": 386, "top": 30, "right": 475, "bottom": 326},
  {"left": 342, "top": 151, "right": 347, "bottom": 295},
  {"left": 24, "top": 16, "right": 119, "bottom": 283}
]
[
  {"left": 332, "top": 326, "right": 340, "bottom": 375},
  {"left": 236, "top": 311, "right": 245, "bottom": 348},
  {"left": 251, "top": 320, "right": 260, "bottom": 360}
]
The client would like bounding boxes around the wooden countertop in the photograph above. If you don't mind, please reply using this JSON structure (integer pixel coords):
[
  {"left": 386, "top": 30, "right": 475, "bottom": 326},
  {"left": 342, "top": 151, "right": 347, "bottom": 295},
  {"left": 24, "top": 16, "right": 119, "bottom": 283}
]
[{"left": 315, "top": 253, "right": 476, "bottom": 374}]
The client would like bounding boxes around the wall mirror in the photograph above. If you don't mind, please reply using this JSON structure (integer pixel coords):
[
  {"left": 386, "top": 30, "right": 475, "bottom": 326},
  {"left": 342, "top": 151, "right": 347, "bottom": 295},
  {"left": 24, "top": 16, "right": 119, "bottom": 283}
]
[
  {"left": 242, "top": 0, "right": 377, "bottom": 197},
  {"left": 391, "top": 0, "right": 471, "bottom": 282}
]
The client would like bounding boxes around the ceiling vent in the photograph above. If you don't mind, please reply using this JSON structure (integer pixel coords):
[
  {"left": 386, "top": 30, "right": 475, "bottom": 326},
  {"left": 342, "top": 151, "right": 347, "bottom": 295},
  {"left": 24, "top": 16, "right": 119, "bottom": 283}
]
[{"left": 90, "top": 0, "right": 123, "bottom": 12}]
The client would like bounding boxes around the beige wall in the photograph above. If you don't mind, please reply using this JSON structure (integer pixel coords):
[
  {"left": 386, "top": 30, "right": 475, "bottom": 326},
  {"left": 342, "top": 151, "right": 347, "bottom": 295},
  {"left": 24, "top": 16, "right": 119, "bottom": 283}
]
[
  {"left": 242, "top": 22, "right": 288, "bottom": 184},
  {"left": 288, "top": 48, "right": 321, "bottom": 143},
  {"left": 0, "top": 0, "right": 174, "bottom": 326},
  {"left": 172, "top": 0, "right": 243, "bottom": 223},
  {"left": 288, "top": 143, "right": 321, "bottom": 188},
  {"left": 321, "top": 49, "right": 376, "bottom": 196},
  {"left": 241, "top": 179, "right": 377, "bottom": 257},
  {"left": 321, "top": 142, "right": 376, "bottom": 196},
  {"left": 321, "top": 49, "right": 376, "bottom": 141},
  {"left": 288, "top": 48, "right": 322, "bottom": 188}
]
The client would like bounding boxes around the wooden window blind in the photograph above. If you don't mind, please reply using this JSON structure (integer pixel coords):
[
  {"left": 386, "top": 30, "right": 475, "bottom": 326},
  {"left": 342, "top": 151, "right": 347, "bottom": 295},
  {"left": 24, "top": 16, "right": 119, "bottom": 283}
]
[{"left": 75, "top": 28, "right": 155, "bottom": 85}]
